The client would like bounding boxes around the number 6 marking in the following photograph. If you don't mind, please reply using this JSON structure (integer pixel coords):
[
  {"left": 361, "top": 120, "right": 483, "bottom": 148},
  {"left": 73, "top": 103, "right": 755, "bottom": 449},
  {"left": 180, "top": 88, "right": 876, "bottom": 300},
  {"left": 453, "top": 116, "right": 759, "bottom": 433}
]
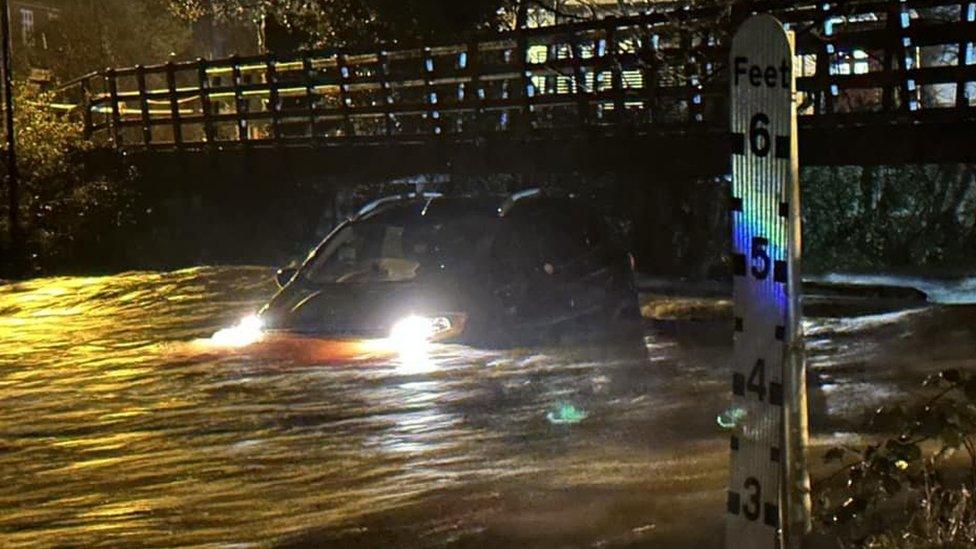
[{"left": 749, "top": 112, "right": 771, "bottom": 157}]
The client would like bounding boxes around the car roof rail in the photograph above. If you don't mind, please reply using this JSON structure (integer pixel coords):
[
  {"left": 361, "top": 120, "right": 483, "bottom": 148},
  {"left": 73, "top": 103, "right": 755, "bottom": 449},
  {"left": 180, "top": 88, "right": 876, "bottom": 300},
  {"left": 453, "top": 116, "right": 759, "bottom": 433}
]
[
  {"left": 496, "top": 188, "right": 542, "bottom": 217},
  {"left": 355, "top": 191, "right": 444, "bottom": 218}
]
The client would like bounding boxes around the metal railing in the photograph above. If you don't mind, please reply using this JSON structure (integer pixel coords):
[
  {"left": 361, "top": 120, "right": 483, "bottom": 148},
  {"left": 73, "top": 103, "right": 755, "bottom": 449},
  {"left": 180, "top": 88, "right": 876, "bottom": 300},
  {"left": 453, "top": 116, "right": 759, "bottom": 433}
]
[{"left": 56, "top": 0, "right": 976, "bottom": 151}]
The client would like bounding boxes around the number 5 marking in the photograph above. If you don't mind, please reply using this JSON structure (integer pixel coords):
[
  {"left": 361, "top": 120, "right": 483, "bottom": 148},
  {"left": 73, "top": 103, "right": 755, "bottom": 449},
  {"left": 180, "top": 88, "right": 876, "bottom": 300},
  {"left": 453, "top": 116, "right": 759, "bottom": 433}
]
[{"left": 751, "top": 237, "right": 770, "bottom": 280}]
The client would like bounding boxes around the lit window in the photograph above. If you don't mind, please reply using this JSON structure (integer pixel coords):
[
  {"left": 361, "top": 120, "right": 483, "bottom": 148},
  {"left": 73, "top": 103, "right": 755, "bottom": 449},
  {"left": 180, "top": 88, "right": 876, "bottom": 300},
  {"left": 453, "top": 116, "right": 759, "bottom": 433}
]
[
  {"left": 852, "top": 50, "right": 869, "bottom": 75},
  {"left": 835, "top": 49, "right": 870, "bottom": 76},
  {"left": 527, "top": 44, "right": 547, "bottom": 64},
  {"left": 20, "top": 8, "right": 34, "bottom": 46}
]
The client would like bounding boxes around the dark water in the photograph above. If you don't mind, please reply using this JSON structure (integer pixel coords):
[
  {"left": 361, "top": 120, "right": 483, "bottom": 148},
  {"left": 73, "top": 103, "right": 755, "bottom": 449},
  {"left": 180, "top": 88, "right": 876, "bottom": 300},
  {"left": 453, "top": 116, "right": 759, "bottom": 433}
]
[{"left": 1, "top": 267, "right": 973, "bottom": 547}]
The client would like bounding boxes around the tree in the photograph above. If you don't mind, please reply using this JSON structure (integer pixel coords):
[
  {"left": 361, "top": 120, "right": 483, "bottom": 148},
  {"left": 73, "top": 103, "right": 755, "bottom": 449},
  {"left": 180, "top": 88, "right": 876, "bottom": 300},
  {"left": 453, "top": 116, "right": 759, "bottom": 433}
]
[
  {"left": 0, "top": 84, "right": 140, "bottom": 272},
  {"left": 167, "top": 0, "right": 522, "bottom": 51},
  {"left": 17, "top": 1, "right": 195, "bottom": 82}
]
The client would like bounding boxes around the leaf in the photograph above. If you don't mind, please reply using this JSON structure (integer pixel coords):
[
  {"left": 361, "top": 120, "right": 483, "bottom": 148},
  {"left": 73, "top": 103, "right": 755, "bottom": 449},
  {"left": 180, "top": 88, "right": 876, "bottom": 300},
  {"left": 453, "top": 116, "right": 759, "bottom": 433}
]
[
  {"left": 942, "top": 369, "right": 962, "bottom": 384},
  {"left": 885, "top": 440, "right": 922, "bottom": 462},
  {"left": 834, "top": 496, "right": 868, "bottom": 524},
  {"left": 864, "top": 444, "right": 879, "bottom": 460},
  {"left": 964, "top": 378, "right": 976, "bottom": 401},
  {"left": 824, "top": 447, "right": 846, "bottom": 463},
  {"left": 936, "top": 445, "right": 958, "bottom": 462},
  {"left": 941, "top": 428, "right": 962, "bottom": 449},
  {"left": 882, "top": 476, "right": 901, "bottom": 495},
  {"left": 923, "top": 373, "right": 942, "bottom": 387}
]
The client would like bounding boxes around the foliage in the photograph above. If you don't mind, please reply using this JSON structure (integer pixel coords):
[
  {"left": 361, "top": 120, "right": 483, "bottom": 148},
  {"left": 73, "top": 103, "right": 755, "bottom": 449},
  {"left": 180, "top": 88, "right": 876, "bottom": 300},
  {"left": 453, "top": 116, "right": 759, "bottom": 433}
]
[
  {"left": 12, "top": 84, "right": 91, "bottom": 188},
  {"left": 1, "top": 84, "right": 141, "bottom": 273},
  {"left": 816, "top": 370, "right": 976, "bottom": 547},
  {"left": 167, "top": 0, "right": 520, "bottom": 50},
  {"left": 801, "top": 165, "right": 976, "bottom": 273},
  {"left": 165, "top": 0, "right": 740, "bottom": 51}
]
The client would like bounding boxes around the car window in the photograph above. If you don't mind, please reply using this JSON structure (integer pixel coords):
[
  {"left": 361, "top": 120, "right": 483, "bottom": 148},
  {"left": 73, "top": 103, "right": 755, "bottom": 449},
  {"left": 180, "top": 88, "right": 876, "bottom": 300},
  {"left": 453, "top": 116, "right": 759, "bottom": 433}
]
[
  {"left": 302, "top": 215, "right": 495, "bottom": 284},
  {"left": 536, "top": 206, "right": 609, "bottom": 265},
  {"left": 302, "top": 223, "right": 419, "bottom": 284}
]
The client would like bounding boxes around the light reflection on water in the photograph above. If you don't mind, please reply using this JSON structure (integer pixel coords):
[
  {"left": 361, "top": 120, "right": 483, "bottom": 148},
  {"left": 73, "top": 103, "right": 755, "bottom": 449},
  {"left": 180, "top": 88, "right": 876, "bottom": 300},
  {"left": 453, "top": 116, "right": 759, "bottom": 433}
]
[{"left": 0, "top": 266, "right": 973, "bottom": 546}]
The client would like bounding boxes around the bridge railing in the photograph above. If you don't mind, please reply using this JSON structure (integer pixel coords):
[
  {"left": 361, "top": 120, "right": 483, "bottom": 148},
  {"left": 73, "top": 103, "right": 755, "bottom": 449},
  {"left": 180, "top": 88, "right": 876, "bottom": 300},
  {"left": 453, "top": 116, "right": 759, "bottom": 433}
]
[{"left": 57, "top": 0, "right": 976, "bottom": 150}]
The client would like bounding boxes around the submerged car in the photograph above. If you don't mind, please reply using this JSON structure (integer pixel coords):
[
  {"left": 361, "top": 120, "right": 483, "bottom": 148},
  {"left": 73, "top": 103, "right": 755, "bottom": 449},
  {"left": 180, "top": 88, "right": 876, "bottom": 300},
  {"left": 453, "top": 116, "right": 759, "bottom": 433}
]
[{"left": 257, "top": 189, "right": 642, "bottom": 347}]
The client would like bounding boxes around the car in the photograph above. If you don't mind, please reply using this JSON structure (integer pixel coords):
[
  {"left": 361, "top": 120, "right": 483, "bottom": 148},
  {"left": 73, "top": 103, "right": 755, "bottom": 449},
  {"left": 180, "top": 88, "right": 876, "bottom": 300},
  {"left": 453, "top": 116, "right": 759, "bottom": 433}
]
[{"left": 256, "top": 189, "right": 642, "bottom": 348}]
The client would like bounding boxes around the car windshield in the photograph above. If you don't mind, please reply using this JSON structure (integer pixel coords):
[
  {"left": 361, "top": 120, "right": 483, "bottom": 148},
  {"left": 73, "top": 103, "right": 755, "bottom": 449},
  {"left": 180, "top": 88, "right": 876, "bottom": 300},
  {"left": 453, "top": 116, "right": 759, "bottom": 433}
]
[{"left": 302, "top": 214, "right": 494, "bottom": 284}]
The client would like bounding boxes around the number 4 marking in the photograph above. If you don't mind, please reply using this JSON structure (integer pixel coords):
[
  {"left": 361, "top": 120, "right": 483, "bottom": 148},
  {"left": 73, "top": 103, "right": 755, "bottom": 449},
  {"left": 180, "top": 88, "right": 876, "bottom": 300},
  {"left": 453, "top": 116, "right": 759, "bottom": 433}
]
[{"left": 747, "top": 359, "right": 766, "bottom": 401}]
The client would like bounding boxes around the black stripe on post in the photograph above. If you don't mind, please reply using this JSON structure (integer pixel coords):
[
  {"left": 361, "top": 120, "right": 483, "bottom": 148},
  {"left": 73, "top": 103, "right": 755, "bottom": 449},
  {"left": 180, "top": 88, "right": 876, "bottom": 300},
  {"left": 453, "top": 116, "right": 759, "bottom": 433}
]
[
  {"left": 231, "top": 56, "right": 247, "bottom": 143},
  {"left": 774, "top": 325, "right": 785, "bottom": 341},
  {"left": 571, "top": 37, "right": 589, "bottom": 127},
  {"left": 764, "top": 502, "right": 780, "bottom": 527},
  {"left": 773, "top": 260, "right": 788, "bottom": 283},
  {"left": 779, "top": 201, "right": 789, "bottom": 218},
  {"left": 732, "top": 253, "right": 746, "bottom": 276},
  {"left": 377, "top": 50, "right": 394, "bottom": 136},
  {"left": 775, "top": 134, "right": 790, "bottom": 159},
  {"left": 166, "top": 62, "right": 182, "bottom": 147},
  {"left": 467, "top": 41, "right": 484, "bottom": 134},
  {"left": 731, "top": 196, "right": 743, "bottom": 212},
  {"left": 727, "top": 491, "right": 741, "bottom": 514},
  {"left": 197, "top": 58, "right": 215, "bottom": 145},
  {"left": 106, "top": 68, "right": 121, "bottom": 148},
  {"left": 135, "top": 65, "right": 151, "bottom": 146},
  {"left": 302, "top": 55, "right": 317, "bottom": 141},
  {"left": 265, "top": 55, "right": 281, "bottom": 143},
  {"left": 731, "top": 132, "right": 745, "bottom": 155},
  {"left": 734, "top": 317, "right": 743, "bottom": 332},
  {"left": 80, "top": 77, "right": 93, "bottom": 139},
  {"left": 732, "top": 373, "right": 745, "bottom": 396},
  {"left": 769, "top": 382, "right": 783, "bottom": 406},
  {"left": 336, "top": 52, "right": 354, "bottom": 137}
]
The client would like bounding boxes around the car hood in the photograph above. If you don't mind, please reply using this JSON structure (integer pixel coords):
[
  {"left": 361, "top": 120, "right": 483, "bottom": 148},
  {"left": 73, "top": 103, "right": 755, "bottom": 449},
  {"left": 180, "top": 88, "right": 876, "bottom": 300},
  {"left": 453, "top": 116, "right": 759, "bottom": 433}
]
[{"left": 261, "top": 279, "right": 468, "bottom": 337}]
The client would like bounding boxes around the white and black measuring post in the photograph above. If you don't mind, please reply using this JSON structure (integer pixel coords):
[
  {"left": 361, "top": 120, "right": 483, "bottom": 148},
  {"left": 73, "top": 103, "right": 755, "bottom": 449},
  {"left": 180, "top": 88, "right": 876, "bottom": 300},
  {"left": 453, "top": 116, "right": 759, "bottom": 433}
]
[{"left": 727, "top": 15, "right": 809, "bottom": 549}]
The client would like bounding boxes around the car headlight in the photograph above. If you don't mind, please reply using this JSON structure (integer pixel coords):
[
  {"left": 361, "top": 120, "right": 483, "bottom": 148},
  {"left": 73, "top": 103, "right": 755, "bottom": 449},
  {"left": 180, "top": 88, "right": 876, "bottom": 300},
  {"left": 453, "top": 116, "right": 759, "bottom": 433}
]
[
  {"left": 389, "top": 315, "right": 453, "bottom": 346},
  {"left": 211, "top": 314, "right": 264, "bottom": 347},
  {"left": 387, "top": 314, "right": 465, "bottom": 370}
]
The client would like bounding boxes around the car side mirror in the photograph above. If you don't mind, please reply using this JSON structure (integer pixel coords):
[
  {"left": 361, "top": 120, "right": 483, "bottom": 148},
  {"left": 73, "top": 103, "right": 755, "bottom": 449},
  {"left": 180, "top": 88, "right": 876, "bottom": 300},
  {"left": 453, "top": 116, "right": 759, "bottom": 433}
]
[{"left": 275, "top": 266, "right": 298, "bottom": 288}]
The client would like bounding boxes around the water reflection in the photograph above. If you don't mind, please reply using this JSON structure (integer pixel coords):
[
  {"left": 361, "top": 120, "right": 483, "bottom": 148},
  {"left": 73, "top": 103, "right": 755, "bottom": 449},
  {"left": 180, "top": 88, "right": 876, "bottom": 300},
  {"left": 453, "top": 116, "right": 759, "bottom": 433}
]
[{"left": 0, "top": 267, "right": 973, "bottom": 546}]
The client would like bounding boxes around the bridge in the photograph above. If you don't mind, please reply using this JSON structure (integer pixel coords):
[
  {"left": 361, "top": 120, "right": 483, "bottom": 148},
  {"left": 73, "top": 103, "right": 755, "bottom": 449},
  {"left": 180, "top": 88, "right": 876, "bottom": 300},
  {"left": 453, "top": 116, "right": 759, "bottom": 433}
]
[{"left": 56, "top": 0, "right": 976, "bottom": 178}]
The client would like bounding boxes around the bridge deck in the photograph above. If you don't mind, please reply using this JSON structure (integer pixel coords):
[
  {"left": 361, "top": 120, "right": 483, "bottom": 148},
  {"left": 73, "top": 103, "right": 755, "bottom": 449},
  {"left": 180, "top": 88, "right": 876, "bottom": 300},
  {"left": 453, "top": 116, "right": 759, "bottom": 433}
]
[{"left": 58, "top": 0, "right": 976, "bottom": 169}]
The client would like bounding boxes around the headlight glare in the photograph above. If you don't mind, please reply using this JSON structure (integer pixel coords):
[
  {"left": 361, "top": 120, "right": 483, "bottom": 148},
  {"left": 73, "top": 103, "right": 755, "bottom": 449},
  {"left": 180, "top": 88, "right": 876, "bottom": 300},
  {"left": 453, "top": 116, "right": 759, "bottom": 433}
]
[
  {"left": 211, "top": 314, "right": 264, "bottom": 347},
  {"left": 389, "top": 315, "right": 452, "bottom": 346}
]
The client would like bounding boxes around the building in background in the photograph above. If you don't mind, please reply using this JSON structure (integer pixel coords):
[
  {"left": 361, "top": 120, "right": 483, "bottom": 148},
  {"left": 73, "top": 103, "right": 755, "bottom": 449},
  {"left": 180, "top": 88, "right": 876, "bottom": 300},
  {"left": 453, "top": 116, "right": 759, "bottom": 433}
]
[
  {"left": 8, "top": 0, "right": 60, "bottom": 85},
  {"left": 8, "top": 0, "right": 257, "bottom": 85},
  {"left": 9, "top": 0, "right": 59, "bottom": 49}
]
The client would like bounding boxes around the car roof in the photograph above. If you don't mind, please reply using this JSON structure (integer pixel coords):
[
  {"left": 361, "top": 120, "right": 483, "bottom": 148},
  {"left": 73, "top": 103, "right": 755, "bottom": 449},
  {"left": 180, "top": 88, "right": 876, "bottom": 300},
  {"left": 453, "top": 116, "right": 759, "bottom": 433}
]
[{"left": 353, "top": 190, "right": 581, "bottom": 224}]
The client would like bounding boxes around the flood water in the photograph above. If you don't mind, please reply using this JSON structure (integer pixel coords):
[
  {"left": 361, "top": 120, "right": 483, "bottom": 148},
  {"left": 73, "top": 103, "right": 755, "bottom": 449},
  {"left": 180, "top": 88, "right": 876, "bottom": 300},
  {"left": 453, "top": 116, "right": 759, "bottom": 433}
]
[{"left": 1, "top": 267, "right": 974, "bottom": 547}]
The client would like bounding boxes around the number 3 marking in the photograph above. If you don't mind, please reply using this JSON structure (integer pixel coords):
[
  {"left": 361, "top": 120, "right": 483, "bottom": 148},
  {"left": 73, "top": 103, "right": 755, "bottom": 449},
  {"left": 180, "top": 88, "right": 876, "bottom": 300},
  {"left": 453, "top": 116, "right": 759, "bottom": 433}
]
[{"left": 743, "top": 477, "right": 762, "bottom": 521}]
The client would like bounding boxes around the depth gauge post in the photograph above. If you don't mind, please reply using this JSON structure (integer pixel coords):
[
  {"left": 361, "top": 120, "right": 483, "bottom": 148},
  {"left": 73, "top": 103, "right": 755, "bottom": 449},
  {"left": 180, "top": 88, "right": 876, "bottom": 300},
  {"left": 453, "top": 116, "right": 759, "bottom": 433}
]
[{"left": 726, "top": 14, "right": 809, "bottom": 549}]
